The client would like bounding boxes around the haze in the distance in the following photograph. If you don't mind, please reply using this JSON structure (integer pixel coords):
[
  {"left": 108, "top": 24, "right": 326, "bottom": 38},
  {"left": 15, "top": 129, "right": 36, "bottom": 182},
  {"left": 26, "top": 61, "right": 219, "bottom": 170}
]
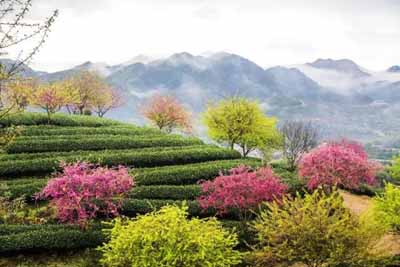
[{"left": 14, "top": 0, "right": 400, "bottom": 72}]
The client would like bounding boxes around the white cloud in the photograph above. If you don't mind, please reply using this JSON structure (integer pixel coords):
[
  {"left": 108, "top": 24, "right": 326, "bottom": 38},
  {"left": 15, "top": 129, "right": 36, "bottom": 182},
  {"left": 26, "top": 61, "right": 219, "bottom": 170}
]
[{"left": 14, "top": 0, "right": 400, "bottom": 72}]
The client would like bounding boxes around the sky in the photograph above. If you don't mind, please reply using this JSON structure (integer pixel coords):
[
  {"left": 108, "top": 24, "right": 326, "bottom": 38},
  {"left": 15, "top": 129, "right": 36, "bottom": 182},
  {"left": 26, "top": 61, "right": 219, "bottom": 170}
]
[{"left": 12, "top": 0, "right": 400, "bottom": 72}]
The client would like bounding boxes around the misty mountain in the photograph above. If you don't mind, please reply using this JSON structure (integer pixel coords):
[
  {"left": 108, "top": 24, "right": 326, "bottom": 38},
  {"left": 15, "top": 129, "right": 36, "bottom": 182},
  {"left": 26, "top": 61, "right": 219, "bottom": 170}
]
[
  {"left": 2, "top": 53, "right": 400, "bottom": 142},
  {"left": 388, "top": 65, "right": 400, "bottom": 73},
  {"left": 307, "top": 58, "right": 370, "bottom": 78}
]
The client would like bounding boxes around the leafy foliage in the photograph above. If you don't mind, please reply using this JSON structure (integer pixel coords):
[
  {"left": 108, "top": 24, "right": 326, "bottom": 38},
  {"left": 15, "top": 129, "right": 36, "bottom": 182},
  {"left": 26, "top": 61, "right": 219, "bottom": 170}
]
[
  {"left": 388, "top": 155, "right": 400, "bottom": 182},
  {"left": 299, "top": 139, "right": 382, "bottom": 191},
  {"left": 203, "top": 97, "right": 281, "bottom": 157},
  {"left": 250, "top": 189, "right": 387, "bottom": 267},
  {"left": 7, "top": 135, "right": 202, "bottom": 153},
  {"left": 0, "top": 112, "right": 121, "bottom": 127},
  {"left": 38, "top": 162, "right": 134, "bottom": 225},
  {"left": 198, "top": 165, "right": 287, "bottom": 220},
  {"left": 141, "top": 93, "right": 192, "bottom": 133},
  {"left": 30, "top": 82, "right": 71, "bottom": 122},
  {"left": 0, "top": 146, "right": 240, "bottom": 176},
  {"left": 99, "top": 205, "right": 243, "bottom": 267},
  {"left": 92, "top": 87, "right": 125, "bottom": 117},
  {"left": 372, "top": 183, "right": 400, "bottom": 232}
]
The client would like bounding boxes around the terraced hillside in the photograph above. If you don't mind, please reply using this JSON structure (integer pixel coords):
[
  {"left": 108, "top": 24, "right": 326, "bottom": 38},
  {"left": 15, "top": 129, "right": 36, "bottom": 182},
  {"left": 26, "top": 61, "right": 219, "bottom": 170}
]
[{"left": 0, "top": 113, "right": 263, "bottom": 253}]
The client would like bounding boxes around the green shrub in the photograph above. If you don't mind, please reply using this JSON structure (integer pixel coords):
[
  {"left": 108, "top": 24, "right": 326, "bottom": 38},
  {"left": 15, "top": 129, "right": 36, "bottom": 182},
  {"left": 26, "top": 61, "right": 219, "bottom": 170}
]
[
  {"left": 389, "top": 155, "right": 400, "bottom": 182},
  {"left": 6, "top": 136, "right": 203, "bottom": 153},
  {"left": 0, "top": 146, "right": 240, "bottom": 176},
  {"left": 16, "top": 133, "right": 163, "bottom": 142},
  {"left": 250, "top": 189, "right": 387, "bottom": 267},
  {"left": 120, "top": 199, "right": 202, "bottom": 217},
  {"left": 99, "top": 205, "right": 243, "bottom": 267},
  {"left": 1, "top": 160, "right": 260, "bottom": 200},
  {"left": 135, "top": 158, "right": 262, "bottom": 186},
  {"left": 0, "top": 228, "right": 104, "bottom": 253},
  {"left": 0, "top": 145, "right": 207, "bottom": 162},
  {"left": 130, "top": 185, "right": 201, "bottom": 200},
  {"left": 0, "top": 112, "right": 122, "bottom": 127},
  {"left": 372, "top": 183, "right": 400, "bottom": 232},
  {"left": 0, "top": 220, "right": 247, "bottom": 253},
  {"left": 19, "top": 125, "right": 161, "bottom": 137}
]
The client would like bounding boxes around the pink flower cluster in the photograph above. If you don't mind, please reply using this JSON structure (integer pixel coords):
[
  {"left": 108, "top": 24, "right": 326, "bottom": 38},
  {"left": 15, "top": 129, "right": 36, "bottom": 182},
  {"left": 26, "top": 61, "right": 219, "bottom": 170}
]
[
  {"left": 299, "top": 139, "right": 382, "bottom": 190},
  {"left": 38, "top": 162, "right": 134, "bottom": 225},
  {"left": 198, "top": 165, "right": 287, "bottom": 216}
]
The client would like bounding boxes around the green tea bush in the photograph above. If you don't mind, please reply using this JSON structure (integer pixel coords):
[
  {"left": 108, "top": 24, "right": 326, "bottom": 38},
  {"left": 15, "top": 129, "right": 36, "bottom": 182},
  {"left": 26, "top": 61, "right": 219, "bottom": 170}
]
[
  {"left": 19, "top": 125, "right": 160, "bottom": 137},
  {"left": 16, "top": 133, "right": 163, "bottom": 142},
  {"left": 120, "top": 199, "right": 201, "bottom": 217},
  {"left": 130, "top": 185, "right": 201, "bottom": 200},
  {"left": 372, "top": 183, "right": 400, "bottom": 232},
  {"left": 0, "top": 145, "right": 208, "bottom": 162},
  {"left": 7, "top": 136, "right": 203, "bottom": 153},
  {"left": 0, "top": 146, "right": 240, "bottom": 176},
  {"left": 0, "top": 228, "right": 104, "bottom": 253},
  {"left": 0, "top": 112, "right": 121, "bottom": 127},
  {"left": 135, "top": 158, "right": 261, "bottom": 186},
  {"left": 250, "top": 189, "right": 387, "bottom": 267},
  {"left": 99, "top": 205, "right": 243, "bottom": 267}
]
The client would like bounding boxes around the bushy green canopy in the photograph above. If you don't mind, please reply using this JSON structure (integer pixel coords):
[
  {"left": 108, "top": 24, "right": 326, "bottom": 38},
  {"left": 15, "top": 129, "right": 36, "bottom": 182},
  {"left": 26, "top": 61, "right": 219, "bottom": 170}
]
[
  {"left": 203, "top": 97, "right": 281, "bottom": 156},
  {"left": 250, "top": 189, "right": 387, "bottom": 267},
  {"left": 99, "top": 204, "right": 242, "bottom": 267}
]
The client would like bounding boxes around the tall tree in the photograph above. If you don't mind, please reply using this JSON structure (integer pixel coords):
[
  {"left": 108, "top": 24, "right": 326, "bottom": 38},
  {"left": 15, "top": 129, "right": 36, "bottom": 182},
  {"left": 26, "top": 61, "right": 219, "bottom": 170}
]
[
  {"left": 280, "top": 120, "right": 319, "bottom": 170},
  {"left": 203, "top": 97, "right": 281, "bottom": 157},
  {"left": 30, "top": 82, "right": 71, "bottom": 123},
  {"left": 141, "top": 94, "right": 192, "bottom": 133},
  {"left": 65, "top": 71, "right": 124, "bottom": 116},
  {"left": 0, "top": 0, "right": 58, "bottom": 119},
  {"left": 92, "top": 86, "right": 125, "bottom": 117}
]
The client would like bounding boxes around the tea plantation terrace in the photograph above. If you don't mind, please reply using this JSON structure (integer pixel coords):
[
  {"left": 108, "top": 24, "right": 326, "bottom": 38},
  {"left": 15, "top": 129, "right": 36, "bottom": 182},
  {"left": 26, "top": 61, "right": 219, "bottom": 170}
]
[{"left": 0, "top": 113, "right": 276, "bottom": 252}]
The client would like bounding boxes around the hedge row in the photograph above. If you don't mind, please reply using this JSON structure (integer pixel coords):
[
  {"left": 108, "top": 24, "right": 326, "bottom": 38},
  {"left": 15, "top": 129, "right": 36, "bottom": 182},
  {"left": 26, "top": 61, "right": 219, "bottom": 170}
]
[
  {"left": 19, "top": 126, "right": 161, "bottom": 137},
  {"left": 0, "top": 147, "right": 241, "bottom": 176},
  {"left": 1, "top": 159, "right": 258, "bottom": 199},
  {"left": 7, "top": 136, "right": 203, "bottom": 153},
  {"left": 0, "top": 145, "right": 210, "bottom": 162},
  {"left": 134, "top": 158, "right": 262, "bottom": 186},
  {"left": 130, "top": 185, "right": 201, "bottom": 200},
  {"left": 120, "top": 199, "right": 242, "bottom": 220},
  {"left": 0, "top": 220, "right": 245, "bottom": 253},
  {"left": 0, "top": 228, "right": 104, "bottom": 253},
  {"left": 0, "top": 112, "right": 121, "bottom": 127},
  {"left": 121, "top": 199, "right": 202, "bottom": 217}
]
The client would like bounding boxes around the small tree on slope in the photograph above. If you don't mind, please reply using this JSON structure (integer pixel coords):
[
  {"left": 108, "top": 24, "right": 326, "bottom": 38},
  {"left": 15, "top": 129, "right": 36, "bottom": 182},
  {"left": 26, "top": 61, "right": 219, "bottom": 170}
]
[{"left": 299, "top": 139, "right": 382, "bottom": 192}]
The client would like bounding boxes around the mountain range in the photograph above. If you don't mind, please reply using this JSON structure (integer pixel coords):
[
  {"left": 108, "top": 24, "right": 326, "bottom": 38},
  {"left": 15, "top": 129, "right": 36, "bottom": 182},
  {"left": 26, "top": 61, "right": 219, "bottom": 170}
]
[{"left": 4, "top": 52, "right": 400, "bottom": 143}]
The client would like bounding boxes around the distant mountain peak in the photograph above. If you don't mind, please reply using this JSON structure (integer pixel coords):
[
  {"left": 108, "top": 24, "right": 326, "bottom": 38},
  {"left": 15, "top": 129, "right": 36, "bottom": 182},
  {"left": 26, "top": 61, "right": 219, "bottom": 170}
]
[
  {"left": 387, "top": 65, "right": 400, "bottom": 73},
  {"left": 122, "top": 54, "right": 155, "bottom": 66},
  {"left": 307, "top": 58, "right": 370, "bottom": 77}
]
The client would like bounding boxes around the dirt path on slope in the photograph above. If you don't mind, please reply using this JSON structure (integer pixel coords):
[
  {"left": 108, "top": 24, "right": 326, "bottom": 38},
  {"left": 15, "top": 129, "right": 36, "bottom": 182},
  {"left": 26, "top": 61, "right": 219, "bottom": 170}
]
[{"left": 340, "top": 190, "right": 400, "bottom": 255}]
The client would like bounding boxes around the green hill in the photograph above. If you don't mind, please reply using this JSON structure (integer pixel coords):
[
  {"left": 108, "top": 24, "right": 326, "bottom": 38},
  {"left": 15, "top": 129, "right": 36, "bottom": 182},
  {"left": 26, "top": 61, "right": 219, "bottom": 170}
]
[{"left": 0, "top": 112, "right": 264, "bottom": 253}]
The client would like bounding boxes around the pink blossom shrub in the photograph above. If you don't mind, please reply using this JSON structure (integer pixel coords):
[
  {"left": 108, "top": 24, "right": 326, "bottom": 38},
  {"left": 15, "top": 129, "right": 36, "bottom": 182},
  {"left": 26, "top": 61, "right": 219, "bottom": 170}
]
[
  {"left": 38, "top": 162, "right": 134, "bottom": 225},
  {"left": 198, "top": 165, "right": 287, "bottom": 219},
  {"left": 298, "top": 139, "right": 382, "bottom": 191}
]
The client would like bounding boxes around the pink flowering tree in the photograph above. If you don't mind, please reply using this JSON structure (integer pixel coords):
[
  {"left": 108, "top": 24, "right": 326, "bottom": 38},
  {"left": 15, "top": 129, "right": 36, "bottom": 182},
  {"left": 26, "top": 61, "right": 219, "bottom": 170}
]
[
  {"left": 38, "top": 162, "right": 134, "bottom": 226},
  {"left": 30, "top": 83, "right": 71, "bottom": 123},
  {"left": 298, "top": 139, "right": 382, "bottom": 192},
  {"left": 198, "top": 165, "right": 287, "bottom": 221},
  {"left": 140, "top": 93, "right": 192, "bottom": 133}
]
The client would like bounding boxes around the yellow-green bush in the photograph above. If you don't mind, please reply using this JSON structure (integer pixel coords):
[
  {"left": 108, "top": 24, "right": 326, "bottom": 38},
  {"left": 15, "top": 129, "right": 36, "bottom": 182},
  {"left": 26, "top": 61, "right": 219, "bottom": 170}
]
[
  {"left": 99, "top": 205, "right": 242, "bottom": 267},
  {"left": 372, "top": 183, "right": 400, "bottom": 232},
  {"left": 250, "top": 189, "right": 387, "bottom": 267}
]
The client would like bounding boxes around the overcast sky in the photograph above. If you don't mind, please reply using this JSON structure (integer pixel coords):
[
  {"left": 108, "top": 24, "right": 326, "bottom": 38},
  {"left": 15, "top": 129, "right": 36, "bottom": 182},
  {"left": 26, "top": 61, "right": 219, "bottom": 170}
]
[{"left": 18, "top": 0, "right": 400, "bottom": 72}]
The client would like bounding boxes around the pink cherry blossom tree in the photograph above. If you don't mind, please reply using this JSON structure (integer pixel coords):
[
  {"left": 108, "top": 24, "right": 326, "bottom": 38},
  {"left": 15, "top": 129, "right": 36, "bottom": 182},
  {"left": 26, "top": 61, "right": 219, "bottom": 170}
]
[
  {"left": 198, "top": 165, "right": 287, "bottom": 221},
  {"left": 140, "top": 93, "right": 192, "bottom": 133},
  {"left": 298, "top": 139, "right": 382, "bottom": 192},
  {"left": 38, "top": 162, "right": 134, "bottom": 226}
]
